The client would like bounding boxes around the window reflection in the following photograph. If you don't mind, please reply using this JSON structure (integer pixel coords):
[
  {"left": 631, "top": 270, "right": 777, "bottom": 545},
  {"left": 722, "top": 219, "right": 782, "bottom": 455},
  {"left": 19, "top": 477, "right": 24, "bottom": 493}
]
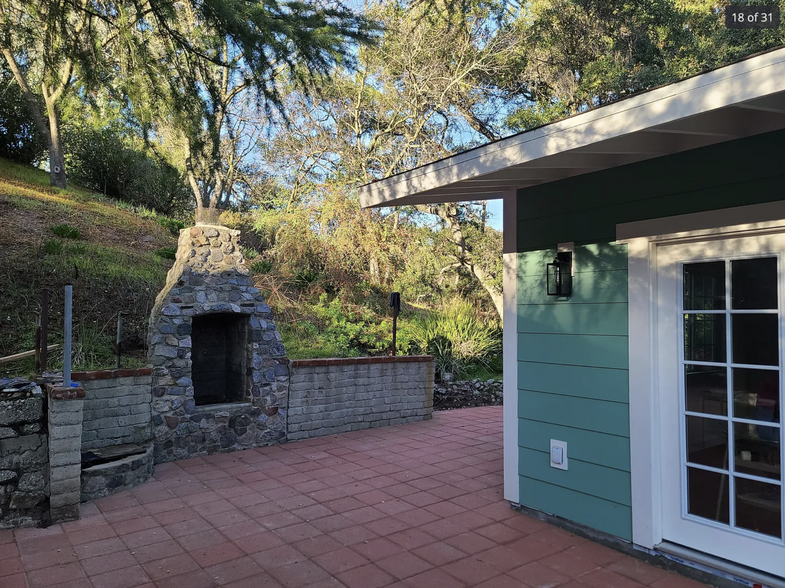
[
  {"left": 684, "top": 262, "right": 726, "bottom": 311},
  {"left": 733, "top": 369, "right": 780, "bottom": 423},
  {"left": 684, "top": 314, "right": 726, "bottom": 363},
  {"left": 732, "top": 258, "right": 777, "bottom": 310},
  {"left": 686, "top": 366, "right": 727, "bottom": 416}
]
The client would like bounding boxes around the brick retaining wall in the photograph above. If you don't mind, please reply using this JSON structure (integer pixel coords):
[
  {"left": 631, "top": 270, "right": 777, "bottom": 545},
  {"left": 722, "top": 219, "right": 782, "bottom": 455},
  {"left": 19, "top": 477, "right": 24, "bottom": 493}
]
[
  {"left": 287, "top": 356, "right": 434, "bottom": 440},
  {"left": 72, "top": 369, "right": 153, "bottom": 451}
]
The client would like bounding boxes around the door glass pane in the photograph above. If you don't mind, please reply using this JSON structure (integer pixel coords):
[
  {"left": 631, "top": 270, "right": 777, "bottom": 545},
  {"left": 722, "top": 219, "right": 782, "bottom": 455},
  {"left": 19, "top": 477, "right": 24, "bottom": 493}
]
[
  {"left": 732, "top": 258, "right": 778, "bottom": 310},
  {"left": 687, "top": 467, "right": 729, "bottom": 524},
  {"left": 684, "top": 262, "right": 726, "bottom": 311},
  {"left": 732, "top": 315, "right": 778, "bottom": 366},
  {"left": 735, "top": 478, "right": 782, "bottom": 538},
  {"left": 687, "top": 416, "right": 728, "bottom": 469},
  {"left": 734, "top": 422, "right": 781, "bottom": 481},
  {"left": 686, "top": 365, "right": 727, "bottom": 416},
  {"left": 733, "top": 368, "right": 780, "bottom": 422},
  {"left": 685, "top": 314, "right": 726, "bottom": 363}
]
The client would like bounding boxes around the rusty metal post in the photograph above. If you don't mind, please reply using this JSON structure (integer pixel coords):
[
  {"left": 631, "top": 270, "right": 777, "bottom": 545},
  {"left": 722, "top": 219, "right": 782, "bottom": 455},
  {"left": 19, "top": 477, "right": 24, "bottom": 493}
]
[{"left": 115, "top": 312, "right": 125, "bottom": 369}]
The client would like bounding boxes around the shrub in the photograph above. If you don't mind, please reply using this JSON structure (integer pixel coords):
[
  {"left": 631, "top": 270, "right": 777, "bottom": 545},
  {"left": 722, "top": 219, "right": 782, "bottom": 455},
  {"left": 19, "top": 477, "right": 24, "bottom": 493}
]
[
  {"left": 64, "top": 122, "right": 192, "bottom": 217},
  {"left": 155, "top": 247, "right": 177, "bottom": 260},
  {"left": 156, "top": 217, "right": 185, "bottom": 236},
  {"left": 410, "top": 299, "right": 500, "bottom": 381},
  {"left": 0, "top": 64, "right": 47, "bottom": 165},
  {"left": 52, "top": 224, "right": 82, "bottom": 240},
  {"left": 250, "top": 259, "right": 273, "bottom": 274},
  {"left": 241, "top": 246, "right": 259, "bottom": 260},
  {"left": 43, "top": 239, "right": 63, "bottom": 255}
]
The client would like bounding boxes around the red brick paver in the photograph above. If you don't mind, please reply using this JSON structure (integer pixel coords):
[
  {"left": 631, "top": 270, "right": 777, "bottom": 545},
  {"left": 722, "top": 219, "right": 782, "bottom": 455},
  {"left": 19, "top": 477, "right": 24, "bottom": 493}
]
[{"left": 0, "top": 407, "right": 704, "bottom": 587}]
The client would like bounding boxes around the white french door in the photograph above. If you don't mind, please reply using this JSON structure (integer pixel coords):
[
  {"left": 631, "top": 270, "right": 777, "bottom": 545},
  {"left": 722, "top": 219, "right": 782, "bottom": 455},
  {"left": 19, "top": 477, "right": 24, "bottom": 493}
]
[{"left": 658, "top": 235, "right": 785, "bottom": 578}]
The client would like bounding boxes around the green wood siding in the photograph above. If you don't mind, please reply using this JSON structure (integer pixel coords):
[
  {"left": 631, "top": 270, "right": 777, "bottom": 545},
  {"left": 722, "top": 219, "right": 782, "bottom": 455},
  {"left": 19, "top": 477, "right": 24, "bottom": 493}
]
[
  {"left": 519, "top": 420, "right": 630, "bottom": 472},
  {"left": 519, "top": 448, "right": 631, "bottom": 505},
  {"left": 517, "top": 130, "right": 785, "bottom": 251},
  {"left": 518, "top": 332, "right": 628, "bottom": 369},
  {"left": 515, "top": 130, "right": 785, "bottom": 542},
  {"left": 516, "top": 362, "right": 628, "bottom": 404},
  {"left": 518, "top": 243, "right": 631, "bottom": 539},
  {"left": 519, "top": 476, "right": 633, "bottom": 539},
  {"left": 518, "top": 390, "right": 629, "bottom": 437}
]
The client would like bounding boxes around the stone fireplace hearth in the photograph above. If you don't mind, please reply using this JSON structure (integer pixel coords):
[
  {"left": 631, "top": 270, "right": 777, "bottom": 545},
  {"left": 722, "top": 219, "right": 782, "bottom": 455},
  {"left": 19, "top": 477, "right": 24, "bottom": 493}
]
[{"left": 148, "top": 225, "right": 289, "bottom": 462}]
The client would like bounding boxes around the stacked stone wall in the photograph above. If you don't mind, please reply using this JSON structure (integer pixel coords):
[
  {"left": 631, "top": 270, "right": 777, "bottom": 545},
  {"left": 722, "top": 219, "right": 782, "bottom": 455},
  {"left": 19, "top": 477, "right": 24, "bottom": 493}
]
[
  {"left": 288, "top": 356, "right": 434, "bottom": 440},
  {"left": 73, "top": 368, "right": 153, "bottom": 450},
  {"left": 0, "top": 392, "right": 48, "bottom": 529}
]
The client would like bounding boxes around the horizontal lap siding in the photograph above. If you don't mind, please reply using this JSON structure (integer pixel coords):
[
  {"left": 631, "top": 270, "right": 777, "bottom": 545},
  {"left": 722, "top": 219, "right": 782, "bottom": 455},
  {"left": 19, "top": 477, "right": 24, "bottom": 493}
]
[
  {"left": 518, "top": 243, "right": 631, "bottom": 540},
  {"left": 515, "top": 129, "right": 785, "bottom": 542}
]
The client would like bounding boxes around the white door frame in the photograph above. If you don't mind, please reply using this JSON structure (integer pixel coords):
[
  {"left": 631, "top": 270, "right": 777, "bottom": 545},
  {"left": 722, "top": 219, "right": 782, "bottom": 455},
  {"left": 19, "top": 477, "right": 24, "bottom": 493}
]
[
  {"left": 503, "top": 189, "right": 520, "bottom": 504},
  {"left": 620, "top": 201, "right": 785, "bottom": 551}
]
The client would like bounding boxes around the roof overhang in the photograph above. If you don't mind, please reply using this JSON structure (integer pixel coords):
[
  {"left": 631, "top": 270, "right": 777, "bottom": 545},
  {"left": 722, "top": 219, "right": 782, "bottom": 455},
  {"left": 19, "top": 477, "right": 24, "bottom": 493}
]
[{"left": 358, "top": 48, "right": 785, "bottom": 209}]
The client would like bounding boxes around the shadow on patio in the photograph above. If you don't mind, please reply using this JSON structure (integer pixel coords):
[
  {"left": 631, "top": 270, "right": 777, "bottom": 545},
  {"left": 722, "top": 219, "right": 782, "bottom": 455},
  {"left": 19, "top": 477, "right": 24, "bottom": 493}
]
[{"left": 1, "top": 407, "right": 702, "bottom": 588}]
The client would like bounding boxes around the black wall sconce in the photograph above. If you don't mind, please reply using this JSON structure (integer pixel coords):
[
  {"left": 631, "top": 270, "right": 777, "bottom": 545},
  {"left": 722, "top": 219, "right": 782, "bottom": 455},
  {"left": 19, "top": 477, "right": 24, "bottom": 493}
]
[{"left": 546, "top": 252, "right": 572, "bottom": 297}]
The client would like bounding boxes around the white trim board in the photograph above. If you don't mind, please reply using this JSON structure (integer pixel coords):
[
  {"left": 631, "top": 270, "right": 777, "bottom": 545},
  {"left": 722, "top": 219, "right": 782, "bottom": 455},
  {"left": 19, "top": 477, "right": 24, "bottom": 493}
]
[
  {"left": 502, "top": 190, "right": 519, "bottom": 503},
  {"left": 620, "top": 202, "right": 785, "bottom": 551}
]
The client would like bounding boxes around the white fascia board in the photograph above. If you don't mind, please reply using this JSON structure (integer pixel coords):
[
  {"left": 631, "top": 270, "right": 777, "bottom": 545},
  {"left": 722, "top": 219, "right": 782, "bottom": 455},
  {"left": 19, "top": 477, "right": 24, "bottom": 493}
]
[{"left": 359, "top": 48, "right": 785, "bottom": 209}]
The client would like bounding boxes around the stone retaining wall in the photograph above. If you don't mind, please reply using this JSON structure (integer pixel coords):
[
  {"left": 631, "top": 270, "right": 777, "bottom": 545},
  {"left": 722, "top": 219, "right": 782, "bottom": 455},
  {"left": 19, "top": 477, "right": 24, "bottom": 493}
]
[
  {"left": 0, "top": 392, "right": 48, "bottom": 529},
  {"left": 81, "top": 445, "right": 154, "bottom": 503},
  {"left": 73, "top": 368, "right": 153, "bottom": 451},
  {"left": 287, "top": 356, "right": 434, "bottom": 440}
]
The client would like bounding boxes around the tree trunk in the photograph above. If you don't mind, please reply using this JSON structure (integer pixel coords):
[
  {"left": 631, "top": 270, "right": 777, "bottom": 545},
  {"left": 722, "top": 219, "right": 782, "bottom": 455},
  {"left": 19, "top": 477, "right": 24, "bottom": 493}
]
[
  {"left": 415, "top": 203, "right": 504, "bottom": 325},
  {"left": 44, "top": 98, "right": 67, "bottom": 189},
  {"left": 469, "top": 262, "right": 504, "bottom": 322}
]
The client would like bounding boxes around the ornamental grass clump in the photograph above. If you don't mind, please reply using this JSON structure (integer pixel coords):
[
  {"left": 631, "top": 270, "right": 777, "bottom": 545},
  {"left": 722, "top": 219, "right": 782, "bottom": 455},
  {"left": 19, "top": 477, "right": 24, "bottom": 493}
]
[
  {"left": 52, "top": 223, "right": 81, "bottom": 240},
  {"left": 410, "top": 299, "right": 500, "bottom": 382}
]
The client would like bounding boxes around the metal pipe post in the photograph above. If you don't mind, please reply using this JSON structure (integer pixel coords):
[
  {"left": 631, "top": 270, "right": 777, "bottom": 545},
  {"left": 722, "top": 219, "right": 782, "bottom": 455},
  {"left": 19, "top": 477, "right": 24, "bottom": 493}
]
[{"left": 63, "top": 285, "right": 72, "bottom": 387}]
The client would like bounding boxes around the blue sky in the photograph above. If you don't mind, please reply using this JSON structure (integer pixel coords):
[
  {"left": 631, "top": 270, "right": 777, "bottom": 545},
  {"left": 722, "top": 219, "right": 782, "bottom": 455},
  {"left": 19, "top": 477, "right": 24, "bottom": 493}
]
[{"left": 486, "top": 199, "right": 503, "bottom": 231}]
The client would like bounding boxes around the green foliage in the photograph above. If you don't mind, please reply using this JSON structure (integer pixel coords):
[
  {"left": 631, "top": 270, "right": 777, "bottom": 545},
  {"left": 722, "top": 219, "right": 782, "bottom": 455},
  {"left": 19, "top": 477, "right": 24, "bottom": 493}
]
[
  {"left": 156, "top": 217, "right": 186, "bottom": 236},
  {"left": 277, "top": 293, "right": 413, "bottom": 359},
  {"left": 505, "top": 0, "right": 785, "bottom": 132},
  {"left": 42, "top": 238, "right": 63, "bottom": 255},
  {"left": 52, "top": 224, "right": 82, "bottom": 240},
  {"left": 154, "top": 247, "right": 177, "bottom": 260},
  {"left": 241, "top": 246, "right": 259, "bottom": 260},
  {"left": 309, "top": 294, "right": 388, "bottom": 356},
  {"left": 0, "top": 64, "right": 46, "bottom": 165},
  {"left": 410, "top": 299, "right": 501, "bottom": 381},
  {"left": 250, "top": 259, "right": 274, "bottom": 275},
  {"left": 64, "top": 121, "right": 192, "bottom": 216}
]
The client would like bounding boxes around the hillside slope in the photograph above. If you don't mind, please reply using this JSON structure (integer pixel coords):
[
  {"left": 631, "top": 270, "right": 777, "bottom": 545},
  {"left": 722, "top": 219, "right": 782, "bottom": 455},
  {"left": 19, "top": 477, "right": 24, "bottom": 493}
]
[{"left": 0, "top": 159, "right": 179, "bottom": 375}]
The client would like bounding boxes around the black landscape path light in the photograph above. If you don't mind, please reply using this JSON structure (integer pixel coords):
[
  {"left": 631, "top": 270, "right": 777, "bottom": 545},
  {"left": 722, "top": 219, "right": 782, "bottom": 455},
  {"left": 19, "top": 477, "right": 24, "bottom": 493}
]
[{"left": 390, "top": 291, "right": 401, "bottom": 356}]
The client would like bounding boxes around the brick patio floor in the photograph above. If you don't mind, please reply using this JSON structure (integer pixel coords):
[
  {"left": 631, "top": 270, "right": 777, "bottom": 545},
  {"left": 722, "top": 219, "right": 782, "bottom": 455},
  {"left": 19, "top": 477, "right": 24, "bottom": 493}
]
[{"left": 0, "top": 406, "right": 706, "bottom": 588}]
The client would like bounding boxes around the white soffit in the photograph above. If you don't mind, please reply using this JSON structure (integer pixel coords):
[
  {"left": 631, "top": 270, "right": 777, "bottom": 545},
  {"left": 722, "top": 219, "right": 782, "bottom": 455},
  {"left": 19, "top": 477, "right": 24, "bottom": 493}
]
[{"left": 358, "top": 47, "right": 785, "bottom": 209}]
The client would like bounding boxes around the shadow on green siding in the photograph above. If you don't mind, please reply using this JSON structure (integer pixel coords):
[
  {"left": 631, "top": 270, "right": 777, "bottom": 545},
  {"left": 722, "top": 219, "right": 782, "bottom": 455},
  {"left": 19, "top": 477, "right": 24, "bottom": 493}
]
[{"left": 520, "top": 476, "right": 632, "bottom": 540}]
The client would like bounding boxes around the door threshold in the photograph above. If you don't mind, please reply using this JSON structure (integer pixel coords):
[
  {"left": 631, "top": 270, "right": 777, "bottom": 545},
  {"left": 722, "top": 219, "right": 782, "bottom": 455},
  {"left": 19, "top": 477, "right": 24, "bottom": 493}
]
[{"left": 656, "top": 542, "right": 785, "bottom": 588}]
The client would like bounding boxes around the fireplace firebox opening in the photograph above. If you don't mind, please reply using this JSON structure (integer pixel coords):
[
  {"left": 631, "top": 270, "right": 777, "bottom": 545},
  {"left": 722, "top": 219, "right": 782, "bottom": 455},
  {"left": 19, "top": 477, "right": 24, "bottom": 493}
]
[{"left": 192, "top": 313, "right": 248, "bottom": 405}]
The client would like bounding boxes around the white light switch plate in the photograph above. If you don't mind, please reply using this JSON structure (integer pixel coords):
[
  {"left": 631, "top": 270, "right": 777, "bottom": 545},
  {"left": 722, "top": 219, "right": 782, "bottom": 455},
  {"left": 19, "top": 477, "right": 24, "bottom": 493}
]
[{"left": 550, "top": 439, "right": 568, "bottom": 470}]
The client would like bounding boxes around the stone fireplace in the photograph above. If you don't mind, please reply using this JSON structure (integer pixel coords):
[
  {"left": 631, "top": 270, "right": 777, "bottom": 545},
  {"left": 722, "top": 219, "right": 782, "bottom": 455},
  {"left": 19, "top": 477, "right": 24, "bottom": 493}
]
[{"left": 148, "top": 225, "right": 289, "bottom": 462}]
